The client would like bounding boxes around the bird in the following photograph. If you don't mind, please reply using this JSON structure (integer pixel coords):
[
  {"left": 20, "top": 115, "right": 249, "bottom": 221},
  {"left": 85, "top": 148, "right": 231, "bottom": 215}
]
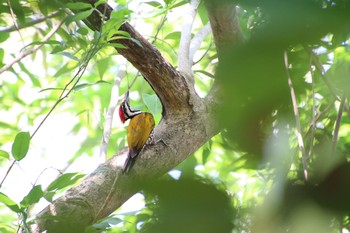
[{"left": 119, "top": 92, "right": 155, "bottom": 173}]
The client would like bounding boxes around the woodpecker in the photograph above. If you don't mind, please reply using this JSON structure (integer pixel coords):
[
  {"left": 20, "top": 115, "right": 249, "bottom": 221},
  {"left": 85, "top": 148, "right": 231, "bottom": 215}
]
[{"left": 119, "top": 92, "right": 155, "bottom": 173}]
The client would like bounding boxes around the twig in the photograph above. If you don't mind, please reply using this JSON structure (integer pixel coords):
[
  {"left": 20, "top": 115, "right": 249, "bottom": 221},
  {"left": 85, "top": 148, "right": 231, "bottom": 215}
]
[
  {"left": 0, "top": 160, "right": 15, "bottom": 189},
  {"left": 332, "top": 94, "right": 346, "bottom": 155},
  {"left": 151, "top": 13, "right": 168, "bottom": 44},
  {"left": 0, "top": 11, "right": 63, "bottom": 33},
  {"left": 178, "top": 0, "right": 201, "bottom": 78},
  {"left": 6, "top": 0, "right": 24, "bottom": 43},
  {"left": 284, "top": 51, "right": 308, "bottom": 182},
  {"left": 0, "top": 17, "right": 66, "bottom": 75}
]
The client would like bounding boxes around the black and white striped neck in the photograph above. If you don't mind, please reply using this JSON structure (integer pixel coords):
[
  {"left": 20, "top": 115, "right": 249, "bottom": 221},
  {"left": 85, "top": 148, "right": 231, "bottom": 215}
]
[{"left": 122, "top": 100, "right": 142, "bottom": 120}]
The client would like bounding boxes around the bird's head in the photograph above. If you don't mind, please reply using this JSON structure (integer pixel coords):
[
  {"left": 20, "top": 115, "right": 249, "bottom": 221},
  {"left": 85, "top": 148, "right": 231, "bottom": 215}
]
[{"left": 119, "top": 92, "right": 141, "bottom": 124}]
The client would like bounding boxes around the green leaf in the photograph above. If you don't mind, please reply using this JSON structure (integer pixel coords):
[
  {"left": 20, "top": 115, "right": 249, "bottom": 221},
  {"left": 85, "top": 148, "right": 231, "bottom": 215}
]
[
  {"left": 194, "top": 70, "right": 215, "bottom": 79},
  {"left": 0, "top": 192, "right": 21, "bottom": 213},
  {"left": 97, "top": 58, "right": 110, "bottom": 79},
  {"left": 0, "top": 150, "right": 10, "bottom": 160},
  {"left": 144, "top": 1, "right": 163, "bottom": 8},
  {"left": 58, "top": 52, "right": 80, "bottom": 61},
  {"left": 94, "top": 0, "right": 108, "bottom": 7},
  {"left": 51, "top": 44, "right": 66, "bottom": 54},
  {"left": 142, "top": 93, "right": 162, "bottom": 116},
  {"left": 66, "top": 9, "right": 93, "bottom": 25},
  {"left": 11, "top": 131, "right": 30, "bottom": 161},
  {"left": 20, "top": 185, "right": 44, "bottom": 208},
  {"left": 130, "top": 38, "right": 143, "bottom": 48},
  {"left": 0, "top": 32, "right": 10, "bottom": 43},
  {"left": 169, "top": 0, "right": 187, "bottom": 9},
  {"left": 66, "top": 2, "right": 92, "bottom": 10},
  {"left": 103, "top": 43, "right": 127, "bottom": 49},
  {"left": 47, "top": 173, "right": 85, "bottom": 192},
  {"left": 73, "top": 83, "right": 91, "bottom": 91},
  {"left": 43, "top": 191, "right": 55, "bottom": 203},
  {"left": 93, "top": 217, "right": 123, "bottom": 230},
  {"left": 21, "top": 40, "right": 61, "bottom": 52},
  {"left": 164, "top": 31, "right": 181, "bottom": 41},
  {"left": 77, "top": 27, "right": 89, "bottom": 35},
  {"left": 39, "top": 87, "right": 65, "bottom": 93},
  {"left": 197, "top": 1, "right": 209, "bottom": 25},
  {"left": 53, "top": 61, "right": 79, "bottom": 78}
]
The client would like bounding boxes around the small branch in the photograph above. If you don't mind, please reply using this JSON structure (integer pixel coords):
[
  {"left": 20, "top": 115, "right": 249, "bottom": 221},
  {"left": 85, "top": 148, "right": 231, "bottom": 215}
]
[
  {"left": 189, "top": 22, "right": 212, "bottom": 64},
  {"left": 284, "top": 51, "right": 308, "bottom": 182},
  {"left": 6, "top": 0, "right": 24, "bottom": 43},
  {"left": 178, "top": 0, "right": 201, "bottom": 78},
  {"left": 99, "top": 62, "right": 125, "bottom": 160},
  {"left": 0, "top": 17, "right": 66, "bottom": 75},
  {"left": 151, "top": 13, "right": 168, "bottom": 44},
  {"left": 332, "top": 94, "right": 346, "bottom": 155},
  {"left": 0, "top": 11, "right": 63, "bottom": 33},
  {"left": 0, "top": 160, "right": 16, "bottom": 188}
]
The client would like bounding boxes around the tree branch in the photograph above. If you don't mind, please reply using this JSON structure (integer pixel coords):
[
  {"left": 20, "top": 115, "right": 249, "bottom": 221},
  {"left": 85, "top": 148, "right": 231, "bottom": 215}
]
[
  {"left": 189, "top": 22, "right": 212, "bottom": 64},
  {"left": 204, "top": 0, "right": 243, "bottom": 58},
  {"left": 0, "top": 11, "right": 63, "bottom": 33},
  {"left": 178, "top": 0, "right": 200, "bottom": 78},
  {"left": 29, "top": 0, "right": 243, "bottom": 231}
]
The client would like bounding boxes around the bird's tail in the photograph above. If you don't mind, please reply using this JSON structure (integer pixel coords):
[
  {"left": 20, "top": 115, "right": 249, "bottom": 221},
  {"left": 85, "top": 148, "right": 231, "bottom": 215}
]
[{"left": 122, "top": 149, "right": 138, "bottom": 174}]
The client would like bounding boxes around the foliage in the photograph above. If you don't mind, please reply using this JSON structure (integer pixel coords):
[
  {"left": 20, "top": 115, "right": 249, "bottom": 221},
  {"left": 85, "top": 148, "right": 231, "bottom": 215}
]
[{"left": 0, "top": 0, "right": 350, "bottom": 232}]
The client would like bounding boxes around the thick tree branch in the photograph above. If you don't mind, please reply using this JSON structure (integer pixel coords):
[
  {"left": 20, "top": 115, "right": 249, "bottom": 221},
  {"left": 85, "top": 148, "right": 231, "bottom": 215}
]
[
  {"left": 204, "top": 0, "right": 243, "bottom": 57},
  {"left": 30, "top": 0, "right": 243, "bottom": 232},
  {"left": 84, "top": 1, "right": 191, "bottom": 115}
]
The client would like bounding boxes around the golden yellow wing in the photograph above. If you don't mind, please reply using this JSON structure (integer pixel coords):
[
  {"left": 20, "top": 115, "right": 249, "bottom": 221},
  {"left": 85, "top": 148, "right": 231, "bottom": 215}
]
[
  {"left": 123, "top": 112, "right": 155, "bottom": 173},
  {"left": 127, "top": 113, "right": 155, "bottom": 154}
]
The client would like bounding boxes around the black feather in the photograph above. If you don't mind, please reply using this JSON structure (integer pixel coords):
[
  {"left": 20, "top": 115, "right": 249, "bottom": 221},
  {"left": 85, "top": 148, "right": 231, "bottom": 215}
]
[{"left": 122, "top": 149, "right": 140, "bottom": 174}]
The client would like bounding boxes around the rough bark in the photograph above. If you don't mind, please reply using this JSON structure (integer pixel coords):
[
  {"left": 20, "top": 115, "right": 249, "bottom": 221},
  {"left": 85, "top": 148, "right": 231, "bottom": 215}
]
[{"left": 29, "top": 0, "right": 243, "bottom": 232}]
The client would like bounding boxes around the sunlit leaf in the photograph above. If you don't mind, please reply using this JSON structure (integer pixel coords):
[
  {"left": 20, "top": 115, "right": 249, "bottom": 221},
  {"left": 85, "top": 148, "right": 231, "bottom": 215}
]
[
  {"left": 66, "top": 2, "right": 92, "bottom": 10},
  {"left": 97, "top": 58, "right": 110, "bottom": 79},
  {"left": 144, "top": 1, "right": 163, "bottom": 8},
  {"left": 92, "top": 216, "right": 123, "bottom": 230},
  {"left": 73, "top": 83, "right": 91, "bottom": 91},
  {"left": 20, "top": 185, "right": 44, "bottom": 208},
  {"left": 142, "top": 93, "right": 162, "bottom": 116},
  {"left": 77, "top": 27, "right": 89, "bottom": 35},
  {"left": 164, "top": 31, "right": 181, "bottom": 40},
  {"left": 53, "top": 61, "right": 79, "bottom": 78},
  {"left": 11, "top": 131, "right": 30, "bottom": 161},
  {"left": 47, "top": 173, "right": 85, "bottom": 192},
  {"left": 194, "top": 70, "right": 215, "bottom": 79},
  {"left": 66, "top": 9, "right": 93, "bottom": 25},
  {"left": 21, "top": 40, "right": 61, "bottom": 52},
  {"left": 0, "top": 192, "right": 21, "bottom": 213},
  {"left": 94, "top": 0, "right": 108, "bottom": 7},
  {"left": 0, "top": 150, "right": 10, "bottom": 160},
  {"left": 59, "top": 52, "right": 80, "bottom": 61}
]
